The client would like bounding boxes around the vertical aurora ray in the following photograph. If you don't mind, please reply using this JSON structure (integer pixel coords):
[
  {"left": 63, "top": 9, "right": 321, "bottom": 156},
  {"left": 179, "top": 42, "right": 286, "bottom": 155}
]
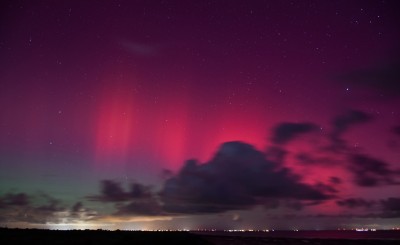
[{"left": 95, "top": 87, "right": 135, "bottom": 163}]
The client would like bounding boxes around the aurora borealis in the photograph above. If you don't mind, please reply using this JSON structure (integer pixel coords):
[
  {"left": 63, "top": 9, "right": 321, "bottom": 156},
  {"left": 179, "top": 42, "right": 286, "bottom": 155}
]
[{"left": 1, "top": 0, "right": 400, "bottom": 230}]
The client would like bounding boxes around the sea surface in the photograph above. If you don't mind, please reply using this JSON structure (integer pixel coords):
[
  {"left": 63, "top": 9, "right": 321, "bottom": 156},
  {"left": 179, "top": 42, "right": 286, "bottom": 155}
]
[
  {"left": 193, "top": 230, "right": 400, "bottom": 240},
  {"left": 1, "top": 228, "right": 400, "bottom": 245}
]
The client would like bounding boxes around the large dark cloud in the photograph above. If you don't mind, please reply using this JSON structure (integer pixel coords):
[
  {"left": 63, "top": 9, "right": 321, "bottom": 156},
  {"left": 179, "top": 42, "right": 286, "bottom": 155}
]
[
  {"left": 344, "top": 197, "right": 400, "bottom": 219},
  {"left": 335, "top": 60, "right": 400, "bottom": 99},
  {"left": 336, "top": 198, "right": 376, "bottom": 209},
  {"left": 333, "top": 197, "right": 400, "bottom": 219},
  {"left": 89, "top": 142, "right": 333, "bottom": 215},
  {"left": 159, "top": 141, "right": 331, "bottom": 214},
  {"left": 348, "top": 153, "right": 400, "bottom": 187},
  {"left": 329, "top": 110, "right": 372, "bottom": 150},
  {"left": 271, "top": 122, "right": 318, "bottom": 145},
  {"left": 265, "top": 146, "right": 287, "bottom": 165},
  {"left": 87, "top": 113, "right": 397, "bottom": 217}
]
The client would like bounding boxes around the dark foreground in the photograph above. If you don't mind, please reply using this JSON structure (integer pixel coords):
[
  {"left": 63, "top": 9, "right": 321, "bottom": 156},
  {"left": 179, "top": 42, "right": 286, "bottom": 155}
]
[
  {"left": 1, "top": 228, "right": 400, "bottom": 245},
  {"left": 195, "top": 230, "right": 400, "bottom": 244},
  {"left": 0, "top": 228, "right": 209, "bottom": 245}
]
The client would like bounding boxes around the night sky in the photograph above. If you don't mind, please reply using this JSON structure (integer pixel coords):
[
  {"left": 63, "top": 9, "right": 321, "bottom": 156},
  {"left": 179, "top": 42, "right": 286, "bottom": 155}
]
[{"left": 1, "top": 0, "right": 400, "bottom": 230}]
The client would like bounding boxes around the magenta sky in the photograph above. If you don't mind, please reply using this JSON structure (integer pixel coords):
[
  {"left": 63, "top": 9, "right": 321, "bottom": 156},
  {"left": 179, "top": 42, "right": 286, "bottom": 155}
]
[{"left": 1, "top": 0, "right": 400, "bottom": 230}]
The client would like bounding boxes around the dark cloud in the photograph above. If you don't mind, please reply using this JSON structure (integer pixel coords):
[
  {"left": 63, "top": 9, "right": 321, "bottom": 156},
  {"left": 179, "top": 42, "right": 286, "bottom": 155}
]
[
  {"left": 380, "top": 197, "right": 400, "bottom": 218},
  {"left": 329, "top": 177, "right": 342, "bottom": 184},
  {"left": 294, "top": 153, "right": 335, "bottom": 166},
  {"left": 381, "top": 197, "right": 400, "bottom": 211},
  {"left": 159, "top": 141, "right": 331, "bottom": 214},
  {"left": 332, "top": 110, "right": 372, "bottom": 133},
  {"left": 114, "top": 198, "right": 162, "bottom": 216},
  {"left": 88, "top": 181, "right": 163, "bottom": 216},
  {"left": 263, "top": 199, "right": 280, "bottom": 210},
  {"left": 88, "top": 180, "right": 157, "bottom": 204},
  {"left": 330, "top": 110, "right": 372, "bottom": 150},
  {"left": 295, "top": 152, "right": 317, "bottom": 165},
  {"left": 88, "top": 180, "right": 130, "bottom": 202},
  {"left": 342, "top": 198, "right": 400, "bottom": 219},
  {"left": 72, "top": 202, "right": 83, "bottom": 213},
  {"left": 348, "top": 153, "right": 399, "bottom": 187},
  {"left": 0, "top": 193, "right": 96, "bottom": 225},
  {"left": 115, "top": 183, "right": 162, "bottom": 216},
  {"left": 36, "top": 193, "right": 65, "bottom": 213},
  {"left": 100, "top": 180, "right": 131, "bottom": 202},
  {"left": 265, "top": 146, "right": 287, "bottom": 165},
  {"left": 285, "top": 201, "right": 304, "bottom": 211},
  {"left": 0, "top": 192, "right": 45, "bottom": 224},
  {"left": 130, "top": 183, "right": 153, "bottom": 199},
  {"left": 70, "top": 201, "right": 98, "bottom": 220},
  {"left": 271, "top": 122, "right": 318, "bottom": 145},
  {"left": 336, "top": 198, "right": 376, "bottom": 209},
  {"left": 335, "top": 60, "right": 400, "bottom": 99},
  {"left": 332, "top": 197, "right": 400, "bottom": 219},
  {"left": 315, "top": 182, "right": 338, "bottom": 194},
  {"left": 393, "top": 126, "right": 400, "bottom": 136},
  {"left": 0, "top": 193, "right": 30, "bottom": 207},
  {"left": 161, "top": 169, "right": 174, "bottom": 179}
]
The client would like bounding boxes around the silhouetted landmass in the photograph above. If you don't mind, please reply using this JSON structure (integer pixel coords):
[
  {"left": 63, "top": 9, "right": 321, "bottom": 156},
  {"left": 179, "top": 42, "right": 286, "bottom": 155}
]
[
  {"left": 1, "top": 228, "right": 400, "bottom": 245},
  {"left": 0, "top": 228, "right": 211, "bottom": 245}
]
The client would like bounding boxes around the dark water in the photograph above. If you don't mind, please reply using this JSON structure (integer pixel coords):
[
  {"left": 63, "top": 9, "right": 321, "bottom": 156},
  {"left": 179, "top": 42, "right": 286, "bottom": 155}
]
[
  {"left": 1, "top": 228, "right": 400, "bottom": 245},
  {"left": 193, "top": 230, "right": 400, "bottom": 240}
]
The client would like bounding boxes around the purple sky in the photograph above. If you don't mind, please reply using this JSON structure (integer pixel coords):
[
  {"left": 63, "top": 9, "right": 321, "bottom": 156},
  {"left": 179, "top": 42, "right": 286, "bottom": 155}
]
[{"left": 1, "top": 0, "right": 400, "bottom": 230}]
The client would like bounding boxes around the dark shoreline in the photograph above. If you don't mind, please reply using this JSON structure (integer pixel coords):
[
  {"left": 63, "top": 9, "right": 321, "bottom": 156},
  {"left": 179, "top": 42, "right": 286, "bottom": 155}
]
[{"left": 1, "top": 228, "right": 399, "bottom": 245}]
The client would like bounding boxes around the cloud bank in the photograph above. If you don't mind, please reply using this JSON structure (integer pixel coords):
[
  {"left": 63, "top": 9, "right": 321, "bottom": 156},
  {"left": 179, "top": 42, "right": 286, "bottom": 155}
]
[
  {"left": 271, "top": 122, "right": 318, "bottom": 145},
  {"left": 2, "top": 109, "right": 399, "bottom": 226},
  {"left": 160, "top": 141, "right": 330, "bottom": 214}
]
